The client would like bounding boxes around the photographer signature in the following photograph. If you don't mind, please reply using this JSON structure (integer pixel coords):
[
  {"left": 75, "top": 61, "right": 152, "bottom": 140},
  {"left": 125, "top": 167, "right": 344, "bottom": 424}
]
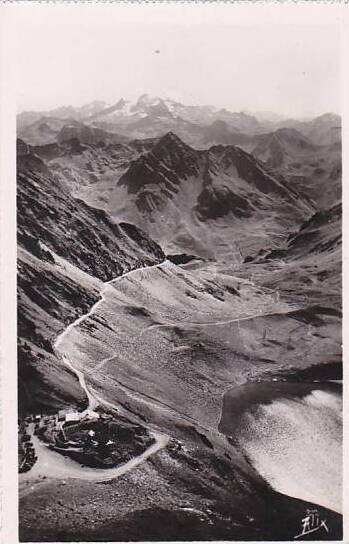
[{"left": 294, "top": 509, "right": 329, "bottom": 539}]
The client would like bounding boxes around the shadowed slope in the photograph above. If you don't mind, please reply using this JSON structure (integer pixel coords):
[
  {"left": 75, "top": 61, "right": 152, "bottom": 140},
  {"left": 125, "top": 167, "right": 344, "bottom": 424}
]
[{"left": 17, "top": 140, "right": 164, "bottom": 414}]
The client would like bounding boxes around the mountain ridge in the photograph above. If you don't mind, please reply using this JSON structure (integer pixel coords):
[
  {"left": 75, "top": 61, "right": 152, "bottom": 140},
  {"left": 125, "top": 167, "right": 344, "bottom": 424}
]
[
  {"left": 18, "top": 95, "right": 340, "bottom": 148},
  {"left": 17, "top": 140, "right": 164, "bottom": 414}
]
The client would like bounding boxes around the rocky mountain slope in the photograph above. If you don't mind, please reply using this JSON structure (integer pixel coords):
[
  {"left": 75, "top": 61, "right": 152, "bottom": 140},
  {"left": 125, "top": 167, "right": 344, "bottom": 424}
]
[
  {"left": 276, "top": 113, "right": 341, "bottom": 146},
  {"left": 249, "top": 128, "right": 318, "bottom": 168},
  {"left": 196, "top": 125, "right": 341, "bottom": 210},
  {"left": 240, "top": 201, "right": 341, "bottom": 348},
  {"left": 17, "top": 139, "right": 164, "bottom": 414},
  {"left": 18, "top": 99, "right": 340, "bottom": 214},
  {"left": 244, "top": 200, "right": 341, "bottom": 269},
  {"left": 56, "top": 122, "right": 128, "bottom": 146},
  {"left": 72, "top": 132, "right": 314, "bottom": 260},
  {"left": 243, "top": 129, "right": 341, "bottom": 209}
]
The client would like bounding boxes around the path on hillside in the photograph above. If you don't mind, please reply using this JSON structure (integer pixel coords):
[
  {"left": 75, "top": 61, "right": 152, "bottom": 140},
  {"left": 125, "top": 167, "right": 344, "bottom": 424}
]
[
  {"left": 54, "top": 259, "right": 169, "bottom": 411},
  {"left": 20, "top": 260, "right": 170, "bottom": 497},
  {"left": 21, "top": 258, "right": 299, "bottom": 495},
  {"left": 141, "top": 304, "right": 299, "bottom": 336}
]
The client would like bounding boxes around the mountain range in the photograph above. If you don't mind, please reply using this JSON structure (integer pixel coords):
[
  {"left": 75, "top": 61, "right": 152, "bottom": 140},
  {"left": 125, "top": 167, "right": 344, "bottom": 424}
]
[
  {"left": 18, "top": 94, "right": 341, "bottom": 146},
  {"left": 18, "top": 95, "right": 341, "bottom": 210},
  {"left": 17, "top": 97, "right": 342, "bottom": 542}
]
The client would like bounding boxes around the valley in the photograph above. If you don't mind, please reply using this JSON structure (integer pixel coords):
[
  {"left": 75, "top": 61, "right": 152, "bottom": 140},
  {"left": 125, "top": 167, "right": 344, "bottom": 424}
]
[{"left": 17, "top": 97, "right": 342, "bottom": 542}]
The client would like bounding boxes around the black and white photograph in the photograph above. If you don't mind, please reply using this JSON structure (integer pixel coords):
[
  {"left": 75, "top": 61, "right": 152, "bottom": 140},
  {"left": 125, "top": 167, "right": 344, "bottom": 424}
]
[{"left": 0, "top": 2, "right": 347, "bottom": 543}]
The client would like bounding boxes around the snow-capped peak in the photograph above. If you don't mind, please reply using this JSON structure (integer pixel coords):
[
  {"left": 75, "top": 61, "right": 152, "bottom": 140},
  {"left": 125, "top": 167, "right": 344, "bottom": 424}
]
[{"left": 136, "top": 94, "right": 163, "bottom": 107}]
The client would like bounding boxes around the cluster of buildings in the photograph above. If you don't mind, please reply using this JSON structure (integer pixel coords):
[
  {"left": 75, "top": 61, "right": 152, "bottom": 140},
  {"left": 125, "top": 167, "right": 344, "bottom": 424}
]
[
  {"left": 33, "top": 408, "right": 117, "bottom": 450},
  {"left": 57, "top": 408, "right": 101, "bottom": 426},
  {"left": 19, "top": 408, "right": 120, "bottom": 474},
  {"left": 32, "top": 407, "right": 105, "bottom": 431}
]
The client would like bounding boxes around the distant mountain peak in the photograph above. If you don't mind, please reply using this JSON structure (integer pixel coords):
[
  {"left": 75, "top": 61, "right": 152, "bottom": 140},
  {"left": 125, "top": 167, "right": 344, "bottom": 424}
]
[
  {"left": 115, "top": 98, "right": 127, "bottom": 110},
  {"left": 156, "top": 131, "right": 188, "bottom": 146},
  {"left": 152, "top": 132, "right": 198, "bottom": 160},
  {"left": 137, "top": 93, "right": 161, "bottom": 105},
  {"left": 118, "top": 131, "right": 200, "bottom": 196},
  {"left": 314, "top": 112, "right": 341, "bottom": 123}
]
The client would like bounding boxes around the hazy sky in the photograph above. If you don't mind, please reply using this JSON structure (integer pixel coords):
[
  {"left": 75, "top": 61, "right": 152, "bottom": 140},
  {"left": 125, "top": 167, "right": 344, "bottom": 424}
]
[{"left": 11, "top": 4, "right": 342, "bottom": 118}]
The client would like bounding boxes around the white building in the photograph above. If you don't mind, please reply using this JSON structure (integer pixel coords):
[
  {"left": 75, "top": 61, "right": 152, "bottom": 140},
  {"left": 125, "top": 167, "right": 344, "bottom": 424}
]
[{"left": 64, "top": 412, "right": 80, "bottom": 424}]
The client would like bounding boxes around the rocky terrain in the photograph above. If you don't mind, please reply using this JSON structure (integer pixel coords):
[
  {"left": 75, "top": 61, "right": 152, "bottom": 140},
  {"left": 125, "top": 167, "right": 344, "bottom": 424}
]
[
  {"left": 31, "top": 131, "right": 317, "bottom": 261},
  {"left": 18, "top": 95, "right": 340, "bottom": 214},
  {"left": 17, "top": 100, "right": 342, "bottom": 541},
  {"left": 17, "top": 139, "right": 164, "bottom": 415}
]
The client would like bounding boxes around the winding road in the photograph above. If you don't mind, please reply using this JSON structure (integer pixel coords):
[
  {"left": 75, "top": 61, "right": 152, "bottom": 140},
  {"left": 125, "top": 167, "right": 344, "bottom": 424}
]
[
  {"left": 20, "top": 260, "right": 170, "bottom": 495},
  {"left": 21, "top": 424, "right": 168, "bottom": 485},
  {"left": 20, "top": 258, "right": 298, "bottom": 494}
]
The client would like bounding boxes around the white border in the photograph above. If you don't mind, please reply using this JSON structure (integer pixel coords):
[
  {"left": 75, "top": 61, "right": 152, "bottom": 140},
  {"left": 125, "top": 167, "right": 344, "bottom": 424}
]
[
  {"left": 1, "top": 8, "right": 18, "bottom": 544},
  {"left": 0, "top": 2, "right": 347, "bottom": 543},
  {"left": 341, "top": 5, "right": 348, "bottom": 544}
]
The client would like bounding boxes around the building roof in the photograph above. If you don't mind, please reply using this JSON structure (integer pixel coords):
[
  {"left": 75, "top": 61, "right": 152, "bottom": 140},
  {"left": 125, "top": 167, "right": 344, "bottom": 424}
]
[{"left": 65, "top": 412, "right": 80, "bottom": 422}]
